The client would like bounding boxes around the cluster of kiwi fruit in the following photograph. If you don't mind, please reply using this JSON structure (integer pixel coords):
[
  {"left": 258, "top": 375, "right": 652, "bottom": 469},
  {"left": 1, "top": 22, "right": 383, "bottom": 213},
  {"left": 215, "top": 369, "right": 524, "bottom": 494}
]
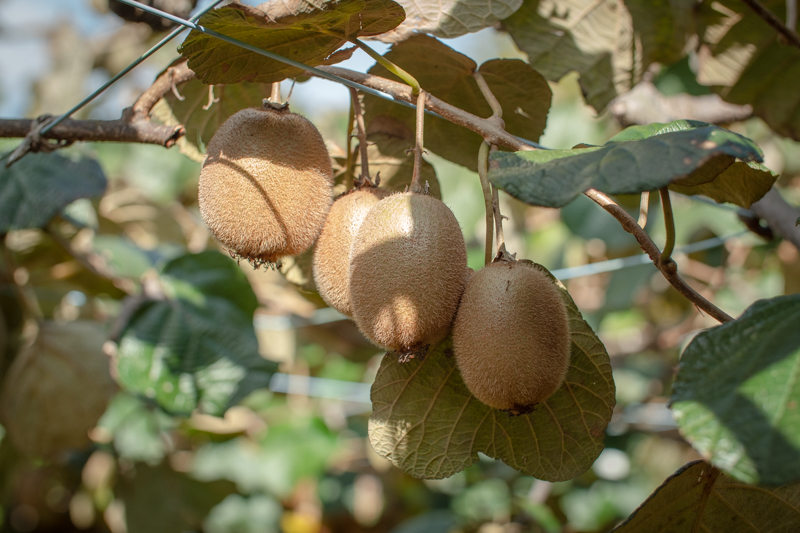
[{"left": 198, "top": 102, "right": 572, "bottom": 413}]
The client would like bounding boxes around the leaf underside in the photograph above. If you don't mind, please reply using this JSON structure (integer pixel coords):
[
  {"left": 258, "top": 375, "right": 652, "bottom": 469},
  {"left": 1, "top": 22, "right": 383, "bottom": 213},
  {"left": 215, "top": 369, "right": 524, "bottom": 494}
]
[
  {"left": 489, "top": 120, "right": 770, "bottom": 208},
  {"left": 671, "top": 294, "right": 800, "bottom": 486},
  {"left": 613, "top": 461, "right": 800, "bottom": 532},
  {"left": 368, "top": 263, "right": 615, "bottom": 481},
  {"left": 179, "top": 0, "right": 405, "bottom": 85}
]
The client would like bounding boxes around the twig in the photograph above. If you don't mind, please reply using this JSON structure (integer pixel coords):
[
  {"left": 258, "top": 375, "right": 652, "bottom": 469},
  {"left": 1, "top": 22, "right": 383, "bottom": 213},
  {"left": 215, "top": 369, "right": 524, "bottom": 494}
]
[
  {"left": 659, "top": 188, "right": 675, "bottom": 264},
  {"left": 314, "top": 66, "right": 533, "bottom": 152},
  {"left": 584, "top": 189, "right": 734, "bottom": 323},
  {"left": 638, "top": 191, "right": 650, "bottom": 227},
  {"left": 741, "top": 0, "right": 800, "bottom": 49},
  {"left": 349, "top": 88, "right": 371, "bottom": 186},
  {"left": 477, "top": 142, "right": 493, "bottom": 266},
  {"left": 473, "top": 71, "right": 503, "bottom": 118},
  {"left": 0, "top": 118, "right": 185, "bottom": 148},
  {"left": 409, "top": 91, "right": 427, "bottom": 192}
]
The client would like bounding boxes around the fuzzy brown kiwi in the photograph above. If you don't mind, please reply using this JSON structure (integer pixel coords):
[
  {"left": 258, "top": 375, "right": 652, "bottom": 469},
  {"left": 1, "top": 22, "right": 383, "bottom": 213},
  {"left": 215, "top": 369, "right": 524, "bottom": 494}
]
[
  {"left": 452, "top": 260, "right": 571, "bottom": 412},
  {"left": 349, "top": 192, "right": 467, "bottom": 356},
  {"left": 313, "top": 187, "right": 392, "bottom": 316},
  {"left": 199, "top": 106, "right": 333, "bottom": 265}
]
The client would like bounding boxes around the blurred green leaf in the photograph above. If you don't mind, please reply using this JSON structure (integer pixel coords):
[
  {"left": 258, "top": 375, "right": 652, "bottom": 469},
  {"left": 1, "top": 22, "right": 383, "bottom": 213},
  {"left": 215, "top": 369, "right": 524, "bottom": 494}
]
[
  {"left": 61, "top": 198, "right": 98, "bottom": 230},
  {"left": 97, "top": 392, "right": 175, "bottom": 464},
  {"left": 452, "top": 478, "right": 511, "bottom": 525},
  {"left": 502, "top": 0, "right": 694, "bottom": 110},
  {"left": 91, "top": 235, "right": 173, "bottom": 279},
  {"left": 364, "top": 35, "right": 551, "bottom": 171},
  {"left": 115, "top": 252, "right": 275, "bottom": 416},
  {"left": 614, "top": 461, "right": 800, "bottom": 532},
  {"left": 489, "top": 121, "right": 764, "bottom": 207},
  {"left": 369, "top": 265, "right": 614, "bottom": 480},
  {"left": 698, "top": 0, "right": 800, "bottom": 141},
  {"left": 0, "top": 153, "right": 106, "bottom": 233},
  {"left": 118, "top": 463, "right": 236, "bottom": 533},
  {"left": 671, "top": 294, "right": 800, "bottom": 485},
  {"left": 179, "top": 0, "right": 405, "bottom": 85},
  {"left": 390, "top": 510, "right": 458, "bottom": 533},
  {"left": 204, "top": 494, "right": 282, "bottom": 533}
]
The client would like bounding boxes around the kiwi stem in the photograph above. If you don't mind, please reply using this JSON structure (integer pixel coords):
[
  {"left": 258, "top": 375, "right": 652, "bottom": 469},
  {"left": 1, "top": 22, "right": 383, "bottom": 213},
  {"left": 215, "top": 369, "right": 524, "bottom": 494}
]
[
  {"left": 350, "top": 38, "right": 421, "bottom": 95},
  {"left": 1, "top": 237, "right": 43, "bottom": 321},
  {"left": 349, "top": 88, "right": 371, "bottom": 187},
  {"left": 638, "top": 191, "right": 650, "bottom": 227},
  {"left": 659, "top": 187, "right": 675, "bottom": 265},
  {"left": 344, "top": 96, "right": 356, "bottom": 190},
  {"left": 473, "top": 71, "right": 503, "bottom": 119},
  {"left": 410, "top": 91, "right": 428, "bottom": 192},
  {"left": 492, "top": 183, "right": 507, "bottom": 257},
  {"left": 269, "top": 82, "right": 281, "bottom": 104},
  {"left": 477, "top": 141, "right": 494, "bottom": 266},
  {"left": 585, "top": 188, "right": 734, "bottom": 323}
]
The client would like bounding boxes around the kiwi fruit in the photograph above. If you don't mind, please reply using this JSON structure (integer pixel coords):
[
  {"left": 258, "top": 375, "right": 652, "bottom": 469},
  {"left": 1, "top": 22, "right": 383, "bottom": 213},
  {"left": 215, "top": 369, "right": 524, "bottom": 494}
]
[
  {"left": 349, "top": 192, "right": 467, "bottom": 356},
  {"left": 452, "top": 260, "right": 571, "bottom": 413},
  {"left": 199, "top": 105, "right": 334, "bottom": 265},
  {"left": 313, "top": 187, "right": 392, "bottom": 316}
]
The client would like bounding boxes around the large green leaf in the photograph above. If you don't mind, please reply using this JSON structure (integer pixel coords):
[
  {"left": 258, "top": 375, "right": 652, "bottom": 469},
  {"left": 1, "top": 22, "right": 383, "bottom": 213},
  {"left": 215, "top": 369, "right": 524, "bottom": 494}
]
[
  {"left": 0, "top": 153, "right": 106, "bottom": 233},
  {"left": 364, "top": 35, "right": 551, "bottom": 171},
  {"left": 502, "top": 0, "right": 695, "bottom": 111},
  {"left": 489, "top": 120, "right": 765, "bottom": 208},
  {"left": 368, "top": 264, "right": 614, "bottom": 480},
  {"left": 670, "top": 160, "right": 777, "bottom": 208},
  {"left": 115, "top": 252, "right": 275, "bottom": 416},
  {"left": 698, "top": 0, "right": 800, "bottom": 140},
  {"left": 377, "top": 0, "right": 522, "bottom": 41},
  {"left": 671, "top": 294, "right": 800, "bottom": 486},
  {"left": 613, "top": 461, "right": 800, "bottom": 532},
  {"left": 179, "top": 0, "right": 405, "bottom": 85}
]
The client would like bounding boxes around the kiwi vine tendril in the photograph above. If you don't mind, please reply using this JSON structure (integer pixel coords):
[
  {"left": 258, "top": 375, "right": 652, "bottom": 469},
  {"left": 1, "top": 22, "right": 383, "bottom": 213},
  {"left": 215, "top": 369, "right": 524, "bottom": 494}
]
[
  {"left": 349, "top": 38, "right": 421, "bottom": 95},
  {"left": 349, "top": 88, "right": 371, "bottom": 187},
  {"left": 477, "top": 141, "right": 494, "bottom": 265},
  {"left": 409, "top": 91, "right": 428, "bottom": 192},
  {"left": 659, "top": 187, "right": 676, "bottom": 265}
]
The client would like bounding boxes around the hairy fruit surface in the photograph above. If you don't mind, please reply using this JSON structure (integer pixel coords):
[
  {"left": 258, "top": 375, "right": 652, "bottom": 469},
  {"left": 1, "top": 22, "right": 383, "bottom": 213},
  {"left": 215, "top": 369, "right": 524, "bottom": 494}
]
[
  {"left": 349, "top": 192, "right": 467, "bottom": 354},
  {"left": 199, "top": 106, "right": 334, "bottom": 264},
  {"left": 313, "top": 187, "right": 391, "bottom": 316},
  {"left": 453, "top": 261, "right": 571, "bottom": 412}
]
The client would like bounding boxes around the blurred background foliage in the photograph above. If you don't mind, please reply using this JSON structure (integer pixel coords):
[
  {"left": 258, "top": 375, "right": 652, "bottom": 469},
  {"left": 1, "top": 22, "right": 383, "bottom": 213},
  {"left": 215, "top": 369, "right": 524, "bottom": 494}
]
[{"left": 0, "top": 0, "right": 799, "bottom": 532}]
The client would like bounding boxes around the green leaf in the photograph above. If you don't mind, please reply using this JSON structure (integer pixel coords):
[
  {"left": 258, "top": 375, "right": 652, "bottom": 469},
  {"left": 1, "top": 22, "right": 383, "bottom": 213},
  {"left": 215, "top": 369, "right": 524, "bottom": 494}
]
[
  {"left": 115, "top": 252, "right": 275, "bottom": 416},
  {"left": 364, "top": 35, "right": 551, "bottom": 171},
  {"left": 0, "top": 153, "right": 106, "bottom": 233},
  {"left": 670, "top": 160, "right": 777, "bottom": 208},
  {"left": 698, "top": 0, "right": 800, "bottom": 141},
  {"left": 204, "top": 494, "right": 282, "bottom": 533},
  {"left": 489, "top": 120, "right": 764, "bottom": 208},
  {"left": 671, "top": 294, "right": 800, "bottom": 485},
  {"left": 368, "top": 264, "right": 614, "bottom": 480},
  {"left": 179, "top": 0, "right": 405, "bottom": 85},
  {"left": 502, "top": 0, "right": 695, "bottom": 111},
  {"left": 378, "top": 0, "right": 522, "bottom": 41},
  {"left": 613, "top": 461, "right": 800, "bottom": 532},
  {"left": 117, "top": 463, "right": 236, "bottom": 533},
  {"left": 97, "top": 392, "right": 175, "bottom": 464}
]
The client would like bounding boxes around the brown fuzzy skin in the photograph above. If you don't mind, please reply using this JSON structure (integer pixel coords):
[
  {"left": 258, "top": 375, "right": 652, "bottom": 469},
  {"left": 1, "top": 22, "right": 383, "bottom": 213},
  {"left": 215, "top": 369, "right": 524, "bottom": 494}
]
[
  {"left": 199, "top": 107, "right": 333, "bottom": 263},
  {"left": 313, "top": 188, "right": 391, "bottom": 316},
  {"left": 349, "top": 192, "right": 467, "bottom": 353},
  {"left": 453, "top": 261, "right": 571, "bottom": 411}
]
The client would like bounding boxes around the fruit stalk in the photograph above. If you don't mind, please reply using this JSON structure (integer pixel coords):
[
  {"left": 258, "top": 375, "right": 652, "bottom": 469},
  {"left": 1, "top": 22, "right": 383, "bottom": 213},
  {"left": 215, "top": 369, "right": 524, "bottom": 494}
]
[
  {"left": 269, "top": 82, "right": 281, "bottom": 104},
  {"left": 344, "top": 96, "right": 356, "bottom": 190},
  {"left": 410, "top": 91, "right": 428, "bottom": 192},
  {"left": 638, "top": 191, "right": 650, "bottom": 227},
  {"left": 349, "top": 88, "right": 371, "bottom": 186},
  {"left": 659, "top": 187, "right": 675, "bottom": 265},
  {"left": 477, "top": 141, "right": 494, "bottom": 265},
  {"left": 492, "top": 183, "right": 507, "bottom": 258}
]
